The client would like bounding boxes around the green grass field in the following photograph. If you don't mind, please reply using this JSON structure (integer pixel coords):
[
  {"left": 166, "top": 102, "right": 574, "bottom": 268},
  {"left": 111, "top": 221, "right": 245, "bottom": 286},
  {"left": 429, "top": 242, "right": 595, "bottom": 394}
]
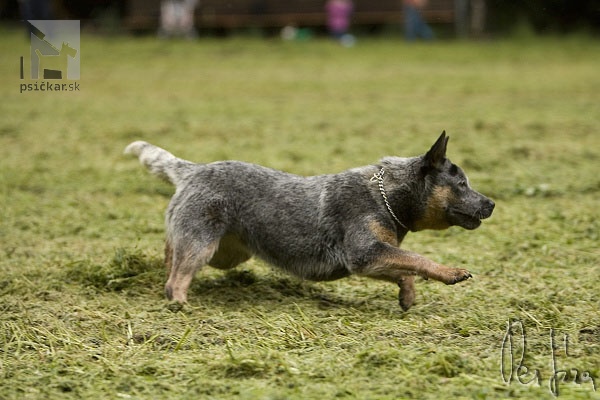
[{"left": 1, "top": 28, "right": 599, "bottom": 399}]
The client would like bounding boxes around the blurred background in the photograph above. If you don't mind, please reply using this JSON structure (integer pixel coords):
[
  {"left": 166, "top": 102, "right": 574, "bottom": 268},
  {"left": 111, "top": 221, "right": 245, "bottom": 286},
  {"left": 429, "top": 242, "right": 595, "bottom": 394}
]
[
  {"left": 2, "top": 0, "right": 599, "bottom": 38},
  {"left": 1, "top": 2, "right": 599, "bottom": 399}
]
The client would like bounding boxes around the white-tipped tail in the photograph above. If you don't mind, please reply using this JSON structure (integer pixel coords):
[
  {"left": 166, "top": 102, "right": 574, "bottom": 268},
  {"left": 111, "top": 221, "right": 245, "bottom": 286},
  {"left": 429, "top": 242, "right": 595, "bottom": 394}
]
[{"left": 124, "top": 141, "right": 192, "bottom": 186}]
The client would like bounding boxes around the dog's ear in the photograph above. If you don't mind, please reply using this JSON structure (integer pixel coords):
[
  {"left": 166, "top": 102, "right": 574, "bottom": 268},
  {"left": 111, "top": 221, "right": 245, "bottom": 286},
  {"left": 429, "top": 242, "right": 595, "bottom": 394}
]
[{"left": 423, "top": 131, "right": 449, "bottom": 171}]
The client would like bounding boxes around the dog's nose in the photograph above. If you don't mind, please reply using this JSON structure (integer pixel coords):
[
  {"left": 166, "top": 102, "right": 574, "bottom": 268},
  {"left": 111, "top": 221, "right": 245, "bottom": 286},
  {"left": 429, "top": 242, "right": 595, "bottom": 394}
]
[{"left": 483, "top": 198, "right": 495, "bottom": 217}]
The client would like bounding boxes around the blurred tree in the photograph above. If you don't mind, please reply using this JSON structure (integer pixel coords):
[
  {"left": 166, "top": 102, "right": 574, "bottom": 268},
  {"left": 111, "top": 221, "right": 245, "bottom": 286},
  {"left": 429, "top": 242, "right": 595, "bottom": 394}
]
[{"left": 486, "top": 0, "right": 600, "bottom": 34}]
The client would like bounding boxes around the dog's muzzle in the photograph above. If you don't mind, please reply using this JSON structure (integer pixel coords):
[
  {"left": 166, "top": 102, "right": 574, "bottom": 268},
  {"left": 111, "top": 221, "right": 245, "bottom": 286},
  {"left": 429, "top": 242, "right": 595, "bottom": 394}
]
[{"left": 478, "top": 197, "right": 495, "bottom": 219}]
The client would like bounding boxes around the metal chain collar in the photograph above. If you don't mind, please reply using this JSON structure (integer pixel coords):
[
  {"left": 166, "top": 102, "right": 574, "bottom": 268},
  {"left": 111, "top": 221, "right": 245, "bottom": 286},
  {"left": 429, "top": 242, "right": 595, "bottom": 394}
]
[{"left": 370, "top": 168, "right": 409, "bottom": 231}]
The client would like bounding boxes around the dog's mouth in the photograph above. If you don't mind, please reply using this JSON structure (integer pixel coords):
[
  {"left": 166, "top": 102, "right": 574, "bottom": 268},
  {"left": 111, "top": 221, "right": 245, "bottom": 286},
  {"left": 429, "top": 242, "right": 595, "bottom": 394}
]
[
  {"left": 448, "top": 197, "right": 494, "bottom": 230},
  {"left": 448, "top": 209, "right": 490, "bottom": 230}
]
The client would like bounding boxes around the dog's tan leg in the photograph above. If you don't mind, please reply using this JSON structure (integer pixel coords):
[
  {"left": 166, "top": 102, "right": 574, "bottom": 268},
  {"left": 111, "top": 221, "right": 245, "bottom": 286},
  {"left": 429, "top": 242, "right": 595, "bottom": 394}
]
[
  {"left": 356, "top": 246, "right": 472, "bottom": 285},
  {"left": 165, "top": 240, "right": 218, "bottom": 303},
  {"left": 398, "top": 276, "right": 415, "bottom": 311}
]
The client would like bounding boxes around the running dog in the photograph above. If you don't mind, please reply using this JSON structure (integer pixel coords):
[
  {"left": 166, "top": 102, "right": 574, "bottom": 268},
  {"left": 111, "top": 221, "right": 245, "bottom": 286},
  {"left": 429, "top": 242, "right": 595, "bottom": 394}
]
[{"left": 124, "top": 132, "right": 494, "bottom": 310}]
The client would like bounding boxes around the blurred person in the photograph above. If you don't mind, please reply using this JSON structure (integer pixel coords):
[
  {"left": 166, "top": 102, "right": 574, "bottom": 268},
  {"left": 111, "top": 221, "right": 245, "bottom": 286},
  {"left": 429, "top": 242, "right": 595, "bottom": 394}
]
[
  {"left": 470, "top": 0, "right": 486, "bottom": 38},
  {"left": 403, "top": 0, "right": 434, "bottom": 41},
  {"left": 159, "top": 0, "right": 198, "bottom": 39},
  {"left": 326, "top": 0, "right": 355, "bottom": 46}
]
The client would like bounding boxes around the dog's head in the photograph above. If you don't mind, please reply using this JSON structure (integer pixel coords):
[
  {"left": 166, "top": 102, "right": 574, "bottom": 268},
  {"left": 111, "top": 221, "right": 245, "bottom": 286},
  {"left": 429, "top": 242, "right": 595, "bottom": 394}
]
[{"left": 412, "top": 131, "right": 495, "bottom": 231}]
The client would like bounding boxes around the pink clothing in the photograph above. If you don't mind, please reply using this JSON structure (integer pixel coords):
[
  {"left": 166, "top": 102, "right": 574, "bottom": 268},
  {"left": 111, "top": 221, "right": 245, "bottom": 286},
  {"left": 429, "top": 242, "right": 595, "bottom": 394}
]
[
  {"left": 404, "top": 0, "right": 428, "bottom": 7},
  {"left": 326, "top": 0, "right": 353, "bottom": 34}
]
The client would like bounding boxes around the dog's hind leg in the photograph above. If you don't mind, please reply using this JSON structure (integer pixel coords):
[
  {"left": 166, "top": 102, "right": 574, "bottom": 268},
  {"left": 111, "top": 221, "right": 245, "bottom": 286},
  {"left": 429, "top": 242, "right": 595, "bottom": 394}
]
[
  {"left": 165, "top": 236, "right": 219, "bottom": 303},
  {"left": 165, "top": 239, "right": 174, "bottom": 279}
]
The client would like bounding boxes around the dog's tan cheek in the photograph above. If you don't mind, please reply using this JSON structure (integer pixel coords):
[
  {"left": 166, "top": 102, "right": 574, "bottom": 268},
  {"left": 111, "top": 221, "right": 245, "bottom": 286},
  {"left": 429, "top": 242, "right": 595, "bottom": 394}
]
[{"left": 414, "top": 186, "right": 453, "bottom": 231}]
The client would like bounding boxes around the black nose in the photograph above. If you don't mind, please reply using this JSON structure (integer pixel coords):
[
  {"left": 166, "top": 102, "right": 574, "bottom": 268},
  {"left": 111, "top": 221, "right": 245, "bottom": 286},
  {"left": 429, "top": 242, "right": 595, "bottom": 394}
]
[{"left": 482, "top": 198, "right": 495, "bottom": 217}]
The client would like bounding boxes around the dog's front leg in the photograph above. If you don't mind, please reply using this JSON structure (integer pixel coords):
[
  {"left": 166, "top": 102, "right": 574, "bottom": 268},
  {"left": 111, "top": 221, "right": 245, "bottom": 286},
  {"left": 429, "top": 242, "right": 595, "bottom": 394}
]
[
  {"left": 353, "top": 244, "right": 472, "bottom": 286},
  {"left": 398, "top": 277, "right": 415, "bottom": 311}
]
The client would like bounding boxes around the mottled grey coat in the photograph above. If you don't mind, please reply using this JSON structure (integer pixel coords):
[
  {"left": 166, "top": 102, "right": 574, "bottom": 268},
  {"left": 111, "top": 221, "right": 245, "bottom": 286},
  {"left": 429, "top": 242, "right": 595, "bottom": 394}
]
[{"left": 125, "top": 132, "right": 494, "bottom": 310}]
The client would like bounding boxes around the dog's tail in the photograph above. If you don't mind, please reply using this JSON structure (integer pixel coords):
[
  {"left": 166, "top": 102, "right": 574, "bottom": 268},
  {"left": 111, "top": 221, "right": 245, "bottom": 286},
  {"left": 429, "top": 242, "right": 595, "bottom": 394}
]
[{"left": 124, "top": 141, "right": 194, "bottom": 186}]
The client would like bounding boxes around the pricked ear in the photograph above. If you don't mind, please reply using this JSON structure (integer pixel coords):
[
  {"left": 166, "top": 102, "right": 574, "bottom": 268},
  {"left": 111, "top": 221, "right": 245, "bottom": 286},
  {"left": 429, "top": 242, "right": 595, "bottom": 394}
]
[{"left": 424, "top": 131, "right": 449, "bottom": 170}]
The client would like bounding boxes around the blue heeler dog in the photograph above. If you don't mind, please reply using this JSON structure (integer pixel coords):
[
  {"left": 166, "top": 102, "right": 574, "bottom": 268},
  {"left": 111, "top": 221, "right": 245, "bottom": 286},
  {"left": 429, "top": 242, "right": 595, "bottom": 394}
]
[{"left": 125, "top": 132, "right": 494, "bottom": 310}]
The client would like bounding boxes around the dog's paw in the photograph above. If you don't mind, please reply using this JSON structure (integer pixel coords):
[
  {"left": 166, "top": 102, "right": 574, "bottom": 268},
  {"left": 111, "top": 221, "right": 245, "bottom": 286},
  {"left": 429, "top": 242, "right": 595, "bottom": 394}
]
[
  {"left": 445, "top": 268, "right": 472, "bottom": 285},
  {"left": 398, "top": 293, "right": 415, "bottom": 311},
  {"left": 165, "top": 301, "right": 185, "bottom": 313}
]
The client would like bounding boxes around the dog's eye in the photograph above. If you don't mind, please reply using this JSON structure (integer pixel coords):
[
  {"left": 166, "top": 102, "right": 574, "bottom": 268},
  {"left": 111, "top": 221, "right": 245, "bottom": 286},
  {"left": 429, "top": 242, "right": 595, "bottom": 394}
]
[{"left": 459, "top": 180, "right": 467, "bottom": 187}]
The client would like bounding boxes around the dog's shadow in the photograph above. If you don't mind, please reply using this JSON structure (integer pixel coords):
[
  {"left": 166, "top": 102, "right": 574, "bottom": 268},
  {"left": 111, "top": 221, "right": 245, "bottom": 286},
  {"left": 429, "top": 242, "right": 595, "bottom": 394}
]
[
  {"left": 187, "top": 269, "right": 379, "bottom": 312},
  {"left": 87, "top": 248, "right": 403, "bottom": 315}
]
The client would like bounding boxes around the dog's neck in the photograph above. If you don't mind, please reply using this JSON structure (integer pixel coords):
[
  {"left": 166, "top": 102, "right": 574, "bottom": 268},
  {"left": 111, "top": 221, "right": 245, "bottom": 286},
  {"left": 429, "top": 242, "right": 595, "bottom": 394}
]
[{"left": 370, "top": 168, "right": 410, "bottom": 231}]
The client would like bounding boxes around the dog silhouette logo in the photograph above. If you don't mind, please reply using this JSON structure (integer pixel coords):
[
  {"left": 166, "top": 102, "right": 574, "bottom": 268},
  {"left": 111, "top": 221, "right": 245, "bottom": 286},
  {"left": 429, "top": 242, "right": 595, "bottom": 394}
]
[
  {"left": 21, "top": 20, "right": 80, "bottom": 80},
  {"left": 34, "top": 41, "right": 77, "bottom": 79}
]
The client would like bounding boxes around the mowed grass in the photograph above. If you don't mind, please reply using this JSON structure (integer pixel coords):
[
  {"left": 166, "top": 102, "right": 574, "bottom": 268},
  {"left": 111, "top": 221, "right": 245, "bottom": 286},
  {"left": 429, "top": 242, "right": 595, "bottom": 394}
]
[{"left": 1, "top": 28, "right": 599, "bottom": 399}]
